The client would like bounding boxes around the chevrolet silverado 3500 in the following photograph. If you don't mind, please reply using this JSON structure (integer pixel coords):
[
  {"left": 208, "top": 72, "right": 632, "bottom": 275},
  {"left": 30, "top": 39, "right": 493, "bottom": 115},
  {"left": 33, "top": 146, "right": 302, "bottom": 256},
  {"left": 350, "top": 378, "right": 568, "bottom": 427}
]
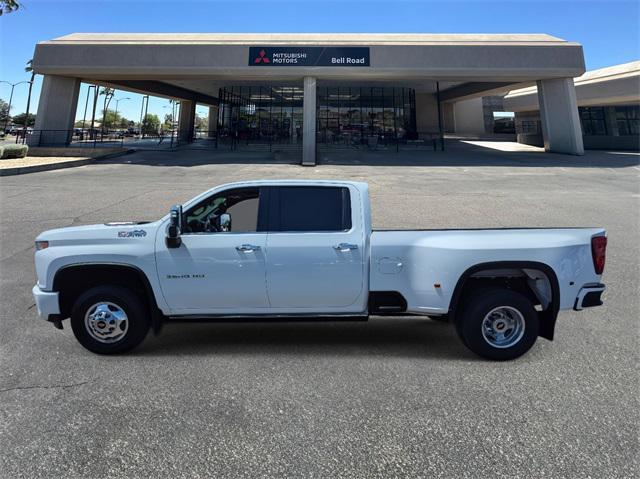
[{"left": 32, "top": 180, "right": 607, "bottom": 360}]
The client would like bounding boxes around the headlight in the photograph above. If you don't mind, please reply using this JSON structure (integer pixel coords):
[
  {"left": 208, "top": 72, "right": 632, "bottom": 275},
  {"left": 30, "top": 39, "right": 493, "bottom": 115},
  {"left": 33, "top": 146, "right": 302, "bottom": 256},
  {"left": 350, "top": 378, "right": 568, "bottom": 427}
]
[{"left": 35, "top": 241, "right": 49, "bottom": 251}]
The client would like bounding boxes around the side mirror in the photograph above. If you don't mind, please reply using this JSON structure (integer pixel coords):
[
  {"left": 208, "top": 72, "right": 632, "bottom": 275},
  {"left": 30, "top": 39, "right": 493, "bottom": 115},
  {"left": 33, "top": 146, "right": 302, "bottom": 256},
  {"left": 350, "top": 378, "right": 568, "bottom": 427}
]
[
  {"left": 217, "top": 213, "right": 232, "bottom": 232},
  {"left": 166, "top": 204, "right": 182, "bottom": 248}
]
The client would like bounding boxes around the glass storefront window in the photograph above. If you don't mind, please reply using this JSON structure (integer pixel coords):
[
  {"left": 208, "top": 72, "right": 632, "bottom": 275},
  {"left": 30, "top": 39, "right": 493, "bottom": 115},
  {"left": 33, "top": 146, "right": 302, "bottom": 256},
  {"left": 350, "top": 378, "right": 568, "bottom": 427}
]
[
  {"left": 218, "top": 85, "right": 417, "bottom": 147},
  {"left": 615, "top": 105, "right": 639, "bottom": 136},
  {"left": 316, "top": 86, "right": 417, "bottom": 146},
  {"left": 218, "top": 85, "right": 303, "bottom": 144},
  {"left": 579, "top": 107, "right": 607, "bottom": 136}
]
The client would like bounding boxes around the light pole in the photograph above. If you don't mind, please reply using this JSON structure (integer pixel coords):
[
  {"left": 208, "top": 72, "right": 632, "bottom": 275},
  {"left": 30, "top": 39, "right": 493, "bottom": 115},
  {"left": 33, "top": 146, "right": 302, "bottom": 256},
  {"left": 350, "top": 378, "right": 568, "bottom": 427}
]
[
  {"left": 113, "top": 97, "right": 130, "bottom": 130},
  {"left": 0, "top": 80, "right": 32, "bottom": 133}
]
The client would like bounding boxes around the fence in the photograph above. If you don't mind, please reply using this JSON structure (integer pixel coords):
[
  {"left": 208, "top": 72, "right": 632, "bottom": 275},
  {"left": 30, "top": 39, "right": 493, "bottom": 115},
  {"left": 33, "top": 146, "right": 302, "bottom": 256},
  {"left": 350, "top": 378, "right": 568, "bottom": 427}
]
[
  {"left": 8, "top": 128, "right": 445, "bottom": 153},
  {"left": 200, "top": 129, "right": 444, "bottom": 152},
  {"left": 13, "top": 129, "right": 181, "bottom": 150}
]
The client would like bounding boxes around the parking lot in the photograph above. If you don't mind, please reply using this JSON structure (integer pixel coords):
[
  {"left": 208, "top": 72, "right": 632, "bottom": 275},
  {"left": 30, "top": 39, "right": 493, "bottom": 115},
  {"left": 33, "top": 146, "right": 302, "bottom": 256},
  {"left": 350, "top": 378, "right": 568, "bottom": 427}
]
[{"left": 1, "top": 144, "right": 638, "bottom": 478}]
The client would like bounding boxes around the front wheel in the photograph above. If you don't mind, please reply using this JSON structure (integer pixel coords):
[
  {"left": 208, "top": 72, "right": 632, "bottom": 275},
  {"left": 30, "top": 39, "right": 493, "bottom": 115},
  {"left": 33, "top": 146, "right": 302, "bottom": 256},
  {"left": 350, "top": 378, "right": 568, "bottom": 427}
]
[
  {"left": 70, "top": 285, "right": 150, "bottom": 354},
  {"left": 456, "top": 289, "right": 539, "bottom": 360}
]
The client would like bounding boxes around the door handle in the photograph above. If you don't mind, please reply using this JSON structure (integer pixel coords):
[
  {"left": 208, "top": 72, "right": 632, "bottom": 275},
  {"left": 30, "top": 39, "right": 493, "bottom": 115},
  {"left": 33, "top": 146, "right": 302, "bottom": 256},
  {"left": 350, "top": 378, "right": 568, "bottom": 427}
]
[
  {"left": 236, "top": 244, "right": 261, "bottom": 252},
  {"left": 333, "top": 243, "right": 358, "bottom": 251}
]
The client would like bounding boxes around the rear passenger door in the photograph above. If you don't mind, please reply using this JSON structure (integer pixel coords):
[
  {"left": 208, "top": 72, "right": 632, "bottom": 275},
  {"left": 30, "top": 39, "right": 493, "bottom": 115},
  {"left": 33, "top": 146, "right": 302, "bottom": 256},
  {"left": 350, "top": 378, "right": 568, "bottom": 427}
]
[{"left": 264, "top": 185, "right": 366, "bottom": 311}]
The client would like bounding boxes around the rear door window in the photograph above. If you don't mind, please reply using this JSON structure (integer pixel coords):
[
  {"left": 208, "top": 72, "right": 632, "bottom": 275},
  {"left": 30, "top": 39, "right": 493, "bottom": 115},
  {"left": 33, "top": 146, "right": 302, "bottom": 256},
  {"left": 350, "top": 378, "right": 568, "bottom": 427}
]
[{"left": 268, "top": 186, "right": 352, "bottom": 232}]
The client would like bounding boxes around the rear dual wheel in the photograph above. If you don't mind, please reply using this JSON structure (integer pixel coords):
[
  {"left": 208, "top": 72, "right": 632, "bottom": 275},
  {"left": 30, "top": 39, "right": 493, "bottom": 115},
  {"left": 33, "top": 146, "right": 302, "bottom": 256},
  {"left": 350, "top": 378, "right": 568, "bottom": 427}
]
[{"left": 456, "top": 289, "right": 539, "bottom": 361}]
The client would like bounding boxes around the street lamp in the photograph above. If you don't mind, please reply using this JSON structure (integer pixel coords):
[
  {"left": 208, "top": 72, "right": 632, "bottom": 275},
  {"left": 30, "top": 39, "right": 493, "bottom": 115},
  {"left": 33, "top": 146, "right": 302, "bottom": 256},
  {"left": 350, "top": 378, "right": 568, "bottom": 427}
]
[
  {"left": 0, "top": 80, "right": 32, "bottom": 133},
  {"left": 113, "top": 97, "right": 130, "bottom": 130}
]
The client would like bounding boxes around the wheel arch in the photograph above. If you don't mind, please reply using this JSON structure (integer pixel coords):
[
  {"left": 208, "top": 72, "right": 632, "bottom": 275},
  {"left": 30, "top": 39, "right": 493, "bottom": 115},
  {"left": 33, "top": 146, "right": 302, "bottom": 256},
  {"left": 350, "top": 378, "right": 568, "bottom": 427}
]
[
  {"left": 448, "top": 261, "right": 560, "bottom": 340},
  {"left": 52, "top": 263, "right": 164, "bottom": 333}
]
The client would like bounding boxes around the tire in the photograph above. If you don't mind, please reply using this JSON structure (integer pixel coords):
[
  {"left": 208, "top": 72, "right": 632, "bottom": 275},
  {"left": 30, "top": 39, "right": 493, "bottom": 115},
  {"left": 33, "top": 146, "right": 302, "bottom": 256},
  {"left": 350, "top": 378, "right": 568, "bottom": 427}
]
[
  {"left": 456, "top": 288, "right": 539, "bottom": 361},
  {"left": 70, "top": 285, "right": 150, "bottom": 354}
]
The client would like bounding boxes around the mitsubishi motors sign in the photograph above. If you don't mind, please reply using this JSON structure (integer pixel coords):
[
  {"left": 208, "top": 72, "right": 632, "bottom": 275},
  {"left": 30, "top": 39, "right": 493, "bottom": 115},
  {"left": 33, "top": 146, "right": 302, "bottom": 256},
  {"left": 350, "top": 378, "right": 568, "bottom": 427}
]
[{"left": 249, "top": 46, "right": 370, "bottom": 67}]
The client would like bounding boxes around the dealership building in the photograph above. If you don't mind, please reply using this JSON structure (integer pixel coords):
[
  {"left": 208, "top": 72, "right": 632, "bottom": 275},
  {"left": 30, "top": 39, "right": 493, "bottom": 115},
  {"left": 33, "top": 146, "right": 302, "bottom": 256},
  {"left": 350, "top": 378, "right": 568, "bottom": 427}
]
[
  {"left": 31, "top": 33, "right": 589, "bottom": 164},
  {"left": 505, "top": 61, "right": 639, "bottom": 151}
]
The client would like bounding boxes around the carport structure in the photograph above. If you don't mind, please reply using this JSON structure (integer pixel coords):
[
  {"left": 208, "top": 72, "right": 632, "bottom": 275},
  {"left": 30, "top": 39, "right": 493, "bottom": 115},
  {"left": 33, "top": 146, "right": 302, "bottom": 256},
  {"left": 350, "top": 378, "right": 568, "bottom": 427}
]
[{"left": 31, "top": 33, "right": 587, "bottom": 164}]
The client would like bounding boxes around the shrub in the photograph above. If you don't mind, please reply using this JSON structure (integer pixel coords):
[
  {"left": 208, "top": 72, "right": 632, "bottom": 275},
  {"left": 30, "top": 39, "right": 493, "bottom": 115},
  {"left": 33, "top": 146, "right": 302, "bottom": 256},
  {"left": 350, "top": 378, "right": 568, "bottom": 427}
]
[
  {"left": 0, "top": 146, "right": 3, "bottom": 158},
  {"left": 1, "top": 144, "right": 29, "bottom": 159}
]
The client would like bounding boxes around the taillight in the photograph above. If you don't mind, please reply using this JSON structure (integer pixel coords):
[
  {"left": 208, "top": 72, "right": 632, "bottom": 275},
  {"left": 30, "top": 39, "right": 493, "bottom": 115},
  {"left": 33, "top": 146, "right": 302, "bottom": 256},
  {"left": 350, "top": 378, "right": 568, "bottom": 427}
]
[{"left": 591, "top": 236, "right": 607, "bottom": 275}]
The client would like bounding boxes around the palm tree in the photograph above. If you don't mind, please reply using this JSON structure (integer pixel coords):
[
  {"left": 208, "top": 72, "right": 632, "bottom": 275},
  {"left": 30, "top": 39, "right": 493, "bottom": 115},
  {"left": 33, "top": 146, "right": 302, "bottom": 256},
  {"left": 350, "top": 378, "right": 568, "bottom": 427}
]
[
  {"left": 99, "top": 87, "right": 115, "bottom": 133},
  {"left": 22, "top": 59, "right": 35, "bottom": 141},
  {"left": 0, "top": 0, "right": 21, "bottom": 15}
]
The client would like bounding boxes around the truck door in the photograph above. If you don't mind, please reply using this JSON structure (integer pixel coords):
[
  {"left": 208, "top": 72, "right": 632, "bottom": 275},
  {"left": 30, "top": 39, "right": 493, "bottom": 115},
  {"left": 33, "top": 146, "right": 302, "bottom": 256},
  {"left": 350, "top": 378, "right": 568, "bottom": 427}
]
[
  {"left": 155, "top": 186, "right": 269, "bottom": 313},
  {"left": 264, "top": 185, "right": 366, "bottom": 311}
]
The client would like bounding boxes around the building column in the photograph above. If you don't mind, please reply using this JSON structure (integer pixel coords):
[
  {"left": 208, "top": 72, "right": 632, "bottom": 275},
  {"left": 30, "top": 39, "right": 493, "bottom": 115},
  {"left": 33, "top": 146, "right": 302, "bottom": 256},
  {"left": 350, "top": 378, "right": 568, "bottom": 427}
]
[
  {"left": 178, "top": 100, "right": 196, "bottom": 143},
  {"left": 29, "top": 75, "right": 81, "bottom": 146},
  {"left": 537, "top": 78, "right": 584, "bottom": 155},
  {"left": 302, "top": 76, "right": 316, "bottom": 166},
  {"left": 208, "top": 106, "right": 218, "bottom": 138}
]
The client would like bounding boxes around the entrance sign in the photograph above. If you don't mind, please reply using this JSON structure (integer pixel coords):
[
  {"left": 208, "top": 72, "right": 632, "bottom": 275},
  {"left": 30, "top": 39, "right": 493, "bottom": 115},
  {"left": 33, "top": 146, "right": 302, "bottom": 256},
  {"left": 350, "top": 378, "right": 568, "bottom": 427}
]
[{"left": 249, "top": 47, "right": 370, "bottom": 67}]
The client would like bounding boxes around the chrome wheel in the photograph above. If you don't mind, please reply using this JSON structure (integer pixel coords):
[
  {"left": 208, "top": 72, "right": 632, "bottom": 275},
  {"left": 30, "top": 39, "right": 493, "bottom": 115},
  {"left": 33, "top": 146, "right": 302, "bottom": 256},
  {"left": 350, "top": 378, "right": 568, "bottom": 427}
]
[
  {"left": 84, "top": 302, "right": 128, "bottom": 343},
  {"left": 481, "top": 306, "right": 525, "bottom": 349}
]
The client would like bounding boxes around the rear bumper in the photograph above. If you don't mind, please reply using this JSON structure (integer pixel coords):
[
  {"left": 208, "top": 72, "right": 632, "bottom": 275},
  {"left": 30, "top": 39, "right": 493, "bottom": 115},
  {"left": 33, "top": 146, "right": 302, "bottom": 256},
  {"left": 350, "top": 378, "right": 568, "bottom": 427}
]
[
  {"left": 32, "top": 285, "right": 60, "bottom": 320},
  {"left": 573, "top": 283, "right": 605, "bottom": 311}
]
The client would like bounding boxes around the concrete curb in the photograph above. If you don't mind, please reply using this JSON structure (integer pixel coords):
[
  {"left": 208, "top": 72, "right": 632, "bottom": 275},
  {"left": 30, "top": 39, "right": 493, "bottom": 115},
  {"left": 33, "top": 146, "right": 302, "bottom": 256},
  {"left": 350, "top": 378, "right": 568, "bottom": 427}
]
[{"left": 0, "top": 149, "right": 135, "bottom": 176}]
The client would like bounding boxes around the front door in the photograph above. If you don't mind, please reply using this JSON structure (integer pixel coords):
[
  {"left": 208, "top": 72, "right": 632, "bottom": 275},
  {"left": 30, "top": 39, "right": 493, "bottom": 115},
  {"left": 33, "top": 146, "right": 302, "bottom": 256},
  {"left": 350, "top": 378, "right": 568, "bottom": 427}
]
[{"left": 155, "top": 187, "right": 269, "bottom": 314}]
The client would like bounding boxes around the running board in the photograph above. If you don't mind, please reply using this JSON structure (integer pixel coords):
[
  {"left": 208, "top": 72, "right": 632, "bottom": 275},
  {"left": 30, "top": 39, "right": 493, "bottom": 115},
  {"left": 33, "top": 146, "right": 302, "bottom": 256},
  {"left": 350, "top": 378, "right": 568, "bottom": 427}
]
[{"left": 166, "top": 314, "right": 369, "bottom": 323}]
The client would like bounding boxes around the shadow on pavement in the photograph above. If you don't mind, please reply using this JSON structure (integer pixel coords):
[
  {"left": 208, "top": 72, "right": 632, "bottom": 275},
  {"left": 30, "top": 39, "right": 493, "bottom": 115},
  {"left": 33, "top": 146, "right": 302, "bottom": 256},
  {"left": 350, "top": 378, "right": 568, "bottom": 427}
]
[
  {"left": 318, "top": 141, "right": 640, "bottom": 168},
  {"left": 96, "top": 139, "right": 640, "bottom": 168},
  {"left": 136, "top": 316, "right": 474, "bottom": 360}
]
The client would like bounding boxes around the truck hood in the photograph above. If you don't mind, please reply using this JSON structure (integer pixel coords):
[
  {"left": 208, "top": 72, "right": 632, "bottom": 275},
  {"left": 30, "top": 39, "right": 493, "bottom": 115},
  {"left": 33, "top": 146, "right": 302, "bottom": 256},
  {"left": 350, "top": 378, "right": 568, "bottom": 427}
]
[{"left": 36, "top": 221, "right": 162, "bottom": 245}]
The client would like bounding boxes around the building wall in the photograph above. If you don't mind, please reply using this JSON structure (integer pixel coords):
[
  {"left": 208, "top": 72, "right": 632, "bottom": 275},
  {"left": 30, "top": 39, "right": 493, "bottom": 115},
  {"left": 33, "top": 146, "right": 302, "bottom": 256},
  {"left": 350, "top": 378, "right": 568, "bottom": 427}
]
[
  {"left": 415, "top": 93, "right": 439, "bottom": 133},
  {"left": 443, "top": 103, "right": 455, "bottom": 133},
  {"left": 515, "top": 105, "right": 639, "bottom": 151},
  {"left": 452, "top": 97, "right": 485, "bottom": 134},
  {"left": 514, "top": 111, "right": 544, "bottom": 146},
  {"left": 482, "top": 96, "right": 506, "bottom": 133}
]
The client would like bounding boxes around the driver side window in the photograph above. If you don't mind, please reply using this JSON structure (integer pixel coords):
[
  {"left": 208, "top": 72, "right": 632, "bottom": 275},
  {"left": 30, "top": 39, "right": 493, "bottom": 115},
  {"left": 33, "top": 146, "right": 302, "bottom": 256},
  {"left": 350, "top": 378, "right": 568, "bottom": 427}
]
[{"left": 183, "top": 187, "right": 260, "bottom": 234}]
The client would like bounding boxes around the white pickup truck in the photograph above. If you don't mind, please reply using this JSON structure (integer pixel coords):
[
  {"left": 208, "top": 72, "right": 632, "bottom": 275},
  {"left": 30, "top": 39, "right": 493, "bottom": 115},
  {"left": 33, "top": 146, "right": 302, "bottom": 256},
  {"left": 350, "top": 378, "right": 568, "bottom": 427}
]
[{"left": 32, "top": 180, "right": 607, "bottom": 360}]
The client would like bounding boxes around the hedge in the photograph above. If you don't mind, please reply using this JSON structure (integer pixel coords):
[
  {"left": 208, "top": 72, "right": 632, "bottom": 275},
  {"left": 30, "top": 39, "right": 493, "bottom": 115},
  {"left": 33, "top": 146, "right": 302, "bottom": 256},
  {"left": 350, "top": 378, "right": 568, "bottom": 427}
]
[{"left": 1, "top": 144, "right": 29, "bottom": 159}]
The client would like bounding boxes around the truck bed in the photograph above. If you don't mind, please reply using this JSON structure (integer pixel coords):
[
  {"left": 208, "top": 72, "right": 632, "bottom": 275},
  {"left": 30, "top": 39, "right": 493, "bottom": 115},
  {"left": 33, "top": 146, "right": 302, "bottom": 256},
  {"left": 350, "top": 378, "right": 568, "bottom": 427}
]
[{"left": 369, "top": 227, "right": 605, "bottom": 315}]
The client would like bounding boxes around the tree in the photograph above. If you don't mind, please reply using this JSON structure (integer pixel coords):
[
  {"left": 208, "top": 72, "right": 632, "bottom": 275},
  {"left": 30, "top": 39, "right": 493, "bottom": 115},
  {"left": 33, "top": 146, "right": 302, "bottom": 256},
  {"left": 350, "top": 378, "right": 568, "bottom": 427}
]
[
  {"left": 23, "top": 59, "right": 36, "bottom": 134},
  {"left": 0, "top": 0, "right": 21, "bottom": 15},
  {"left": 163, "top": 113, "right": 173, "bottom": 131},
  {"left": 119, "top": 117, "right": 131, "bottom": 129},
  {"left": 101, "top": 109, "right": 124, "bottom": 129},
  {"left": 195, "top": 114, "right": 208, "bottom": 131},
  {"left": 99, "top": 87, "right": 115, "bottom": 132},
  {"left": 141, "top": 114, "right": 160, "bottom": 135},
  {"left": 11, "top": 112, "right": 35, "bottom": 127},
  {"left": 0, "top": 99, "right": 9, "bottom": 125}
]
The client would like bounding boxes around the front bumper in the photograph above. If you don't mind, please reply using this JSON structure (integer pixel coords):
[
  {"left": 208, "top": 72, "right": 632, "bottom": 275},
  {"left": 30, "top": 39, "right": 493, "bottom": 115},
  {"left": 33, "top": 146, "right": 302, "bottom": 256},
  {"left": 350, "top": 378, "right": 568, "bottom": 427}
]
[
  {"left": 573, "top": 283, "right": 605, "bottom": 311},
  {"left": 32, "top": 285, "right": 60, "bottom": 320}
]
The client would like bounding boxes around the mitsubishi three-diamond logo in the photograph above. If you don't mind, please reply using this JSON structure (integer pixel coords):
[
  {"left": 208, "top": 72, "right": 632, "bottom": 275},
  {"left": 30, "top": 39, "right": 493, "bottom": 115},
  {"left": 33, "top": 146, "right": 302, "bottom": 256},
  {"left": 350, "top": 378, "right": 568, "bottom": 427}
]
[{"left": 254, "top": 49, "right": 270, "bottom": 64}]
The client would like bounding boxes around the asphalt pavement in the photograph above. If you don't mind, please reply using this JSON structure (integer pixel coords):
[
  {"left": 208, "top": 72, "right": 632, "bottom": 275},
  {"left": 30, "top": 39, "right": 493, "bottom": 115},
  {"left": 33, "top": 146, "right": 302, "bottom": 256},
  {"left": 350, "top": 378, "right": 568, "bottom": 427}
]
[{"left": 1, "top": 144, "right": 638, "bottom": 478}]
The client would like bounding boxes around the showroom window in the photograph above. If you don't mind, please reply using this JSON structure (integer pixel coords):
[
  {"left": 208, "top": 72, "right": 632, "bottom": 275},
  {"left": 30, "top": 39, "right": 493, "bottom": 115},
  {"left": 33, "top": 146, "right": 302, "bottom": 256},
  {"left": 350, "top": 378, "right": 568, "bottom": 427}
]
[
  {"left": 519, "top": 120, "right": 539, "bottom": 134},
  {"left": 615, "top": 105, "right": 639, "bottom": 136},
  {"left": 579, "top": 107, "right": 607, "bottom": 135},
  {"left": 316, "top": 87, "right": 417, "bottom": 145}
]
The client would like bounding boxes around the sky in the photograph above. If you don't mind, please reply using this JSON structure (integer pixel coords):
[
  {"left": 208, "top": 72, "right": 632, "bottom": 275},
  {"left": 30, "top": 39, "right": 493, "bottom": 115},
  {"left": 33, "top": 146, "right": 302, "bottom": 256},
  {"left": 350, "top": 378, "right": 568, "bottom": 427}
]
[{"left": 0, "top": 0, "right": 638, "bottom": 123}]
